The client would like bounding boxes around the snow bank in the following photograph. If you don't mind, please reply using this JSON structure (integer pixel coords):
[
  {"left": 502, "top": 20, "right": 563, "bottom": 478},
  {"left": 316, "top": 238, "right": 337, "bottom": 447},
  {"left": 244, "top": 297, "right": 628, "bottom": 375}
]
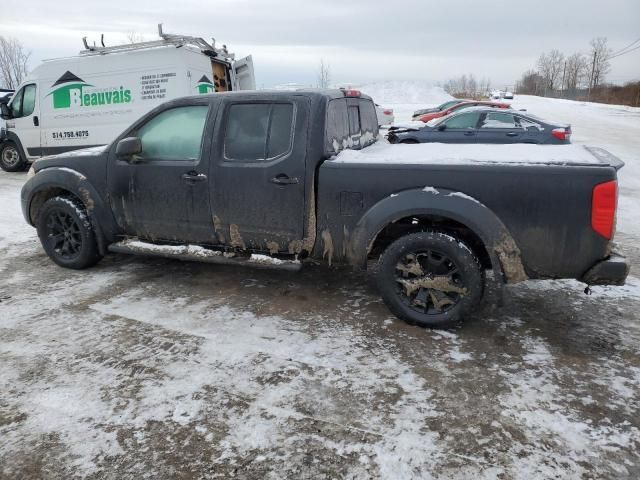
[
  {"left": 356, "top": 81, "right": 453, "bottom": 105},
  {"left": 333, "top": 142, "right": 607, "bottom": 166}
]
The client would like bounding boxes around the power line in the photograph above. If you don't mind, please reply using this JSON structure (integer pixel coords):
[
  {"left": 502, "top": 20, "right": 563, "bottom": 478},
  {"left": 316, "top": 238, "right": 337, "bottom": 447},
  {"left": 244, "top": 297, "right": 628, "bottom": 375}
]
[
  {"left": 611, "top": 37, "right": 640, "bottom": 56},
  {"left": 609, "top": 43, "right": 640, "bottom": 59}
]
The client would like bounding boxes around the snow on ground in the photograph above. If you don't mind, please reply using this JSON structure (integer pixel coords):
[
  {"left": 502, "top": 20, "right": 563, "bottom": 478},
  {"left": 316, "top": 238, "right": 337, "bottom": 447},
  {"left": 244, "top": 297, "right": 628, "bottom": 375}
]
[{"left": 1, "top": 89, "right": 640, "bottom": 479}]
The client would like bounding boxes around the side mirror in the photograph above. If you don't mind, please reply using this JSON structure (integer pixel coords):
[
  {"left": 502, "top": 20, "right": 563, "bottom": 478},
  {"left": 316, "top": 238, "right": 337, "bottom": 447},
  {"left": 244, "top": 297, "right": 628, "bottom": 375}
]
[
  {"left": 0, "top": 103, "right": 11, "bottom": 120},
  {"left": 437, "top": 124, "right": 447, "bottom": 131},
  {"left": 115, "top": 136, "right": 142, "bottom": 160}
]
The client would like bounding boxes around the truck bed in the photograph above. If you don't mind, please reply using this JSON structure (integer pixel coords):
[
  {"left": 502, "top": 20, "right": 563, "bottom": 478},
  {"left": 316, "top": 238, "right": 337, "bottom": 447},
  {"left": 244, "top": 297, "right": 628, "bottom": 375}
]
[{"left": 318, "top": 142, "right": 622, "bottom": 279}]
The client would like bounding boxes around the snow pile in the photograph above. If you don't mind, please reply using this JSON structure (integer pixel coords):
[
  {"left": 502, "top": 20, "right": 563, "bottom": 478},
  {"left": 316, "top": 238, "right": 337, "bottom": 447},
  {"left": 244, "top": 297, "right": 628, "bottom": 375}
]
[
  {"left": 334, "top": 141, "right": 607, "bottom": 166},
  {"left": 356, "top": 81, "right": 453, "bottom": 105}
]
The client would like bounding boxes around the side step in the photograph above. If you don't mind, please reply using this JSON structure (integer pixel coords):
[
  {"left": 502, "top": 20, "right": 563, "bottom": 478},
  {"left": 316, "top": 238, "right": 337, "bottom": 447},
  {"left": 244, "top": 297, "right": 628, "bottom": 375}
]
[{"left": 108, "top": 239, "right": 302, "bottom": 271}]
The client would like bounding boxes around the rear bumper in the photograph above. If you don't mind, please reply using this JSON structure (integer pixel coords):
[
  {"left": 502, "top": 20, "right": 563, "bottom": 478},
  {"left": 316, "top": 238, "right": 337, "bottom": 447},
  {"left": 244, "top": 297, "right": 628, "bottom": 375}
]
[{"left": 580, "top": 254, "right": 630, "bottom": 286}]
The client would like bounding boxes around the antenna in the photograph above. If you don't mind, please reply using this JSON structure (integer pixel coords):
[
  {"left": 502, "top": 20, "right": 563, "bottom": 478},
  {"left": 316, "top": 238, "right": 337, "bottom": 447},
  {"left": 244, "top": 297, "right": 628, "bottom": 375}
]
[{"left": 101, "top": 34, "right": 105, "bottom": 48}]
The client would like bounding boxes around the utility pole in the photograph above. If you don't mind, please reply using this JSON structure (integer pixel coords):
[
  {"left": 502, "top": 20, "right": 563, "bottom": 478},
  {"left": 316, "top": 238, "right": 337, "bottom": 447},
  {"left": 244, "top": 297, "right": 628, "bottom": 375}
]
[
  {"left": 587, "top": 49, "right": 597, "bottom": 101},
  {"left": 561, "top": 61, "right": 566, "bottom": 98}
]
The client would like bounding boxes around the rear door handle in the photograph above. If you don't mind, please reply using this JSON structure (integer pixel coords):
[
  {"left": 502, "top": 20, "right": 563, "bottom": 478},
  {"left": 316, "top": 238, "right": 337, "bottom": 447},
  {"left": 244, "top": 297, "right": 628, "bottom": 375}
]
[
  {"left": 33, "top": 116, "right": 39, "bottom": 127},
  {"left": 464, "top": 131, "right": 475, "bottom": 136},
  {"left": 270, "top": 174, "right": 299, "bottom": 185},
  {"left": 182, "top": 171, "right": 207, "bottom": 184},
  {"left": 506, "top": 132, "right": 519, "bottom": 137}
]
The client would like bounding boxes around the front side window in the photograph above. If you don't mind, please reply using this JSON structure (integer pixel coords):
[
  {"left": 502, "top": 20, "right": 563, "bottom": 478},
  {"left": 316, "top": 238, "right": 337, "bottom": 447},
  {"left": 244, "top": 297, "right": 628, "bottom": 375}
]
[
  {"left": 21, "top": 84, "right": 36, "bottom": 117},
  {"left": 480, "top": 113, "right": 520, "bottom": 129},
  {"left": 443, "top": 112, "right": 481, "bottom": 129},
  {"left": 10, "top": 88, "right": 23, "bottom": 118},
  {"left": 224, "top": 102, "right": 294, "bottom": 161},
  {"left": 137, "top": 105, "right": 208, "bottom": 161}
]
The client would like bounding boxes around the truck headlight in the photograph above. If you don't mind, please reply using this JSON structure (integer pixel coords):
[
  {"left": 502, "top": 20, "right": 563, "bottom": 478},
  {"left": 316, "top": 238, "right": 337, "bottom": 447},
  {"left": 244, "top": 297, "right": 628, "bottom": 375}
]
[{"left": 27, "top": 165, "right": 36, "bottom": 179}]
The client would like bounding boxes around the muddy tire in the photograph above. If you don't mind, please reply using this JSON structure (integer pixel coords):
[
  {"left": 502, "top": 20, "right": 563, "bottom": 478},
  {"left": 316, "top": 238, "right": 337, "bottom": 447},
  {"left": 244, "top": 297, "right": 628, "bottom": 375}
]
[
  {"left": 36, "top": 196, "right": 102, "bottom": 269},
  {"left": 374, "top": 231, "right": 484, "bottom": 328},
  {"left": 0, "top": 142, "right": 28, "bottom": 172}
]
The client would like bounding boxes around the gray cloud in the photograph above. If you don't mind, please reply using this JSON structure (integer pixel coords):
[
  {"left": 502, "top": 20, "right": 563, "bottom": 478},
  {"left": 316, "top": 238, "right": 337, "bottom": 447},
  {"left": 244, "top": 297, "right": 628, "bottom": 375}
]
[{"left": 1, "top": 0, "right": 638, "bottom": 87}]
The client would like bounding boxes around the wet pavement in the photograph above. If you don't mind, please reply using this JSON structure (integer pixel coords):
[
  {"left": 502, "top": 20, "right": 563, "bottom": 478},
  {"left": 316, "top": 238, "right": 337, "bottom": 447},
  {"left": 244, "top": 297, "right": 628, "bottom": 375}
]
[{"left": 1, "top": 170, "right": 639, "bottom": 479}]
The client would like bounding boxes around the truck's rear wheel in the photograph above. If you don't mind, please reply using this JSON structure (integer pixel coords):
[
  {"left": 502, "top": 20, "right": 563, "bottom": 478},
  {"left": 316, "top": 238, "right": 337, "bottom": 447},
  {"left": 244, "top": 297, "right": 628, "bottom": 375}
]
[
  {"left": 36, "top": 196, "right": 102, "bottom": 269},
  {"left": 374, "top": 231, "right": 483, "bottom": 328},
  {"left": 0, "top": 142, "right": 28, "bottom": 172}
]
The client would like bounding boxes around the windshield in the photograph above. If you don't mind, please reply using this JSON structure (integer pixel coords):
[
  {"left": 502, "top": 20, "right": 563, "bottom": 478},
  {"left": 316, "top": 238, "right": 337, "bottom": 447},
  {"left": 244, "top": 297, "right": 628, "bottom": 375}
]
[{"left": 438, "top": 100, "right": 462, "bottom": 111}]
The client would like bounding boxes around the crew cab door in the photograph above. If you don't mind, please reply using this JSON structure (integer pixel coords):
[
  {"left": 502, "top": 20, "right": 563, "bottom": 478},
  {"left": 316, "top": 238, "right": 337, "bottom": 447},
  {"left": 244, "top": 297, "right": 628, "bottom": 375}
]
[
  {"left": 5, "top": 83, "right": 42, "bottom": 158},
  {"left": 107, "top": 99, "right": 216, "bottom": 243},
  {"left": 232, "top": 56, "right": 256, "bottom": 91},
  {"left": 210, "top": 96, "right": 308, "bottom": 252}
]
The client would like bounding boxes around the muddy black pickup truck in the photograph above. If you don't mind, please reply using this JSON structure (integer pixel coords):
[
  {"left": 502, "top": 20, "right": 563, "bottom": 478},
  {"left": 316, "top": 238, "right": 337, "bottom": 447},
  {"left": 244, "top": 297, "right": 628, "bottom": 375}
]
[{"left": 21, "top": 89, "right": 629, "bottom": 327}]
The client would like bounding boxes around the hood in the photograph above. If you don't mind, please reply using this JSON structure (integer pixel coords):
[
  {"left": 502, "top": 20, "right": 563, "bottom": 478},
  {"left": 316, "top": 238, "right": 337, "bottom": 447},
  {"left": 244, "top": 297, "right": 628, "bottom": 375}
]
[{"left": 33, "top": 145, "right": 108, "bottom": 172}]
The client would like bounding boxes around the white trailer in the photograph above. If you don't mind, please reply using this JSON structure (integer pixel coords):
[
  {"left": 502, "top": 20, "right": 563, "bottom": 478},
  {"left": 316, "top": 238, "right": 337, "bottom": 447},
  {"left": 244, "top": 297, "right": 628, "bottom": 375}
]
[{"left": 0, "top": 25, "right": 255, "bottom": 171}]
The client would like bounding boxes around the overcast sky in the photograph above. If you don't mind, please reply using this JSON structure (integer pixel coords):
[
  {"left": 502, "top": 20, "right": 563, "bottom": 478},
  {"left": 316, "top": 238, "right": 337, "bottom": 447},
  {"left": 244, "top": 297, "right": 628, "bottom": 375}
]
[{"left": 1, "top": 0, "right": 638, "bottom": 88}]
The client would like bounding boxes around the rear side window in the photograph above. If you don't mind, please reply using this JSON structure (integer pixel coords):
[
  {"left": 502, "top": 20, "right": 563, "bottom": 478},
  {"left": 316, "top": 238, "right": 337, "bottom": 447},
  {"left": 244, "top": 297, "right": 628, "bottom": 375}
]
[
  {"left": 348, "top": 106, "right": 361, "bottom": 135},
  {"left": 137, "top": 105, "right": 209, "bottom": 161},
  {"left": 480, "top": 112, "right": 520, "bottom": 129},
  {"left": 358, "top": 99, "right": 378, "bottom": 135},
  {"left": 443, "top": 112, "right": 481, "bottom": 129},
  {"left": 224, "top": 103, "right": 294, "bottom": 161}
]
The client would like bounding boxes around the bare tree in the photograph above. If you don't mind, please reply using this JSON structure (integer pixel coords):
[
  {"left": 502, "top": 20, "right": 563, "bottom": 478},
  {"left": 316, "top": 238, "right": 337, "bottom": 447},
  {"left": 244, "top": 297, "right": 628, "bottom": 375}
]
[
  {"left": 0, "top": 35, "right": 30, "bottom": 89},
  {"left": 587, "top": 37, "right": 612, "bottom": 93},
  {"left": 516, "top": 70, "right": 545, "bottom": 95},
  {"left": 565, "top": 52, "right": 587, "bottom": 94},
  {"left": 536, "top": 49, "right": 564, "bottom": 92},
  {"left": 317, "top": 58, "right": 331, "bottom": 88},
  {"left": 126, "top": 31, "right": 146, "bottom": 44}
]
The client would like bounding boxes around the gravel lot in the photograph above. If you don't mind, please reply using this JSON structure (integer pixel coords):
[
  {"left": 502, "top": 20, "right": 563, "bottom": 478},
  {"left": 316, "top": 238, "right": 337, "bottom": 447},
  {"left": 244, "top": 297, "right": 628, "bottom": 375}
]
[{"left": 1, "top": 95, "right": 640, "bottom": 479}]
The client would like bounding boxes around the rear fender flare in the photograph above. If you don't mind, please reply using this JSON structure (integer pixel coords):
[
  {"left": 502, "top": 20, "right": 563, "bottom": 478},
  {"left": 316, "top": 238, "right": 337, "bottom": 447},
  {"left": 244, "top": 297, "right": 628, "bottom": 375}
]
[{"left": 348, "top": 187, "right": 528, "bottom": 284}]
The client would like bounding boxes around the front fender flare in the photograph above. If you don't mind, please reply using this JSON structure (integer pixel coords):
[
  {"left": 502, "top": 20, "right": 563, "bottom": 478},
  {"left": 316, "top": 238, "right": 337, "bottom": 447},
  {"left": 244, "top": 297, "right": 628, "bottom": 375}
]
[
  {"left": 21, "top": 167, "right": 114, "bottom": 254},
  {"left": 348, "top": 187, "right": 528, "bottom": 284}
]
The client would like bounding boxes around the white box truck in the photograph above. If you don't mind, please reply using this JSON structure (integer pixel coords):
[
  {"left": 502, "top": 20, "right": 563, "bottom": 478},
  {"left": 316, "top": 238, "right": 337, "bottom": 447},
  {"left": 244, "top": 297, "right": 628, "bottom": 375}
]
[{"left": 0, "top": 26, "right": 255, "bottom": 171}]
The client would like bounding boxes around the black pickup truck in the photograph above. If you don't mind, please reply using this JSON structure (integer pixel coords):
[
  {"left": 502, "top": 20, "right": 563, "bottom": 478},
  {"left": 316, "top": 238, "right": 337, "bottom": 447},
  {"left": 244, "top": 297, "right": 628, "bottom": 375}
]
[{"left": 21, "top": 89, "right": 629, "bottom": 327}]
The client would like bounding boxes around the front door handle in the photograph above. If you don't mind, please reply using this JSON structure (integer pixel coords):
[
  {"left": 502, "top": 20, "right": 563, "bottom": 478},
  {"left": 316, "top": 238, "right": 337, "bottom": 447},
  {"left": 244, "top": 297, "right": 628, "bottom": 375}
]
[
  {"left": 464, "top": 131, "right": 475, "bottom": 136},
  {"left": 270, "top": 174, "right": 299, "bottom": 185},
  {"left": 506, "top": 132, "right": 519, "bottom": 137},
  {"left": 182, "top": 171, "right": 207, "bottom": 184},
  {"left": 33, "top": 116, "right": 39, "bottom": 127}
]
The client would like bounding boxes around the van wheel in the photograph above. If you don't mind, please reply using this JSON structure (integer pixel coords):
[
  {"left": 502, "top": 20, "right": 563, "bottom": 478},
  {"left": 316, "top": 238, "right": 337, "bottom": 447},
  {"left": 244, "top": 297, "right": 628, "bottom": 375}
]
[
  {"left": 0, "top": 142, "right": 27, "bottom": 172},
  {"left": 36, "top": 196, "right": 102, "bottom": 269},
  {"left": 374, "top": 231, "right": 484, "bottom": 328}
]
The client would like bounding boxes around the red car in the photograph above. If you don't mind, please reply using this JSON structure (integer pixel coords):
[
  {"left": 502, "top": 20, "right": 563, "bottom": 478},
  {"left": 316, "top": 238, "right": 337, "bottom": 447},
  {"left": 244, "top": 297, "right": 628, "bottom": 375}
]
[{"left": 418, "top": 100, "right": 510, "bottom": 122}]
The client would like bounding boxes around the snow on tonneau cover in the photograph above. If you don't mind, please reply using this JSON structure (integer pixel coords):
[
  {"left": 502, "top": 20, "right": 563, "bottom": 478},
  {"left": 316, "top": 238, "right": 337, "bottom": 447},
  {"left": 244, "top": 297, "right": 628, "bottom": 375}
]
[{"left": 332, "top": 142, "right": 622, "bottom": 168}]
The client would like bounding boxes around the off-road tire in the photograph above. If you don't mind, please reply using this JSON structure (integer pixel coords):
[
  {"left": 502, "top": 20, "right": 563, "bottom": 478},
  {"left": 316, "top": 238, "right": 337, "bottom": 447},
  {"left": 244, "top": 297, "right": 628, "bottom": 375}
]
[
  {"left": 36, "top": 196, "right": 102, "bottom": 269},
  {"left": 374, "top": 231, "right": 484, "bottom": 328}
]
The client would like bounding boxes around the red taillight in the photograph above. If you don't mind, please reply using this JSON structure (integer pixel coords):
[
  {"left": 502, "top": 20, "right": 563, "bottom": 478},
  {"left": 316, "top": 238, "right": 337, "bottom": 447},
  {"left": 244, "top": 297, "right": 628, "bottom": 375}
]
[
  {"left": 383, "top": 109, "right": 393, "bottom": 115},
  {"left": 591, "top": 180, "right": 617, "bottom": 239},
  {"left": 343, "top": 89, "right": 361, "bottom": 97},
  {"left": 552, "top": 128, "right": 570, "bottom": 141}
]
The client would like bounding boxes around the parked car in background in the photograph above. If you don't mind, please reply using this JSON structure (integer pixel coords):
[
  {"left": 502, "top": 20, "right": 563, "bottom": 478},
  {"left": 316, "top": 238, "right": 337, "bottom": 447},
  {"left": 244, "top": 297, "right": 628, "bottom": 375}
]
[
  {"left": 490, "top": 90, "right": 502, "bottom": 99},
  {"left": 504, "top": 91, "right": 514, "bottom": 99},
  {"left": 375, "top": 104, "right": 394, "bottom": 126},
  {"left": 417, "top": 100, "right": 510, "bottom": 122},
  {"left": 388, "top": 107, "right": 572, "bottom": 145},
  {"left": 411, "top": 99, "right": 464, "bottom": 120}
]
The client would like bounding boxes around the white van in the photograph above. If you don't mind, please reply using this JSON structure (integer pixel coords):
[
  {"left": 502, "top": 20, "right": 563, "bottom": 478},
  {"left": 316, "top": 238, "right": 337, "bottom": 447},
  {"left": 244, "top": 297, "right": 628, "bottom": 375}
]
[{"left": 0, "top": 26, "right": 255, "bottom": 171}]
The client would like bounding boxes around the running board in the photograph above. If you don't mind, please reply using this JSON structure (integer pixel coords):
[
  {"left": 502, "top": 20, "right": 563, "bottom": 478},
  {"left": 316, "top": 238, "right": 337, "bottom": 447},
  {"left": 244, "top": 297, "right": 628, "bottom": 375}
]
[{"left": 108, "top": 239, "right": 302, "bottom": 271}]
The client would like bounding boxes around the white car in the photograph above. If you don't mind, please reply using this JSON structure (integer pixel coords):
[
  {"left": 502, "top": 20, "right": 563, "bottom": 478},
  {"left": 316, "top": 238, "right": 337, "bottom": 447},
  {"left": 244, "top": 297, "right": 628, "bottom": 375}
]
[
  {"left": 504, "top": 91, "right": 514, "bottom": 99},
  {"left": 375, "top": 104, "right": 394, "bottom": 126},
  {"left": 490, "top": 90, "right": 502, "bottom": 100}
]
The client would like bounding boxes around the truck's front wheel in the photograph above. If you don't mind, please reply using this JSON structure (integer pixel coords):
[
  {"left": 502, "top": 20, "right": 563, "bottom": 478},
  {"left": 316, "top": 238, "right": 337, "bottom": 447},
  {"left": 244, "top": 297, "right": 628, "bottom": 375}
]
[
  {"left": 374, "top": 231, "right": 484, "bottom": 328},
  {"left": 36, "top": 196, "right": 102, "bottom": 269},
  {"left": 0, "top": 142, "right": 28, "bottom": 172}
]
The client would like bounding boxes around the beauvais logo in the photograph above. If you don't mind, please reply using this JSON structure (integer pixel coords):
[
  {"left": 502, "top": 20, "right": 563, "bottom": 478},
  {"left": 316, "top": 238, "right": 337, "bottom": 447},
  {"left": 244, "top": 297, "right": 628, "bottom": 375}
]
[
  {"left": 196, "top": 75, "right": 215, "bottom": 94},
  {"left": 49, "top": 71, "right": 132, "bottom": 109}
]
